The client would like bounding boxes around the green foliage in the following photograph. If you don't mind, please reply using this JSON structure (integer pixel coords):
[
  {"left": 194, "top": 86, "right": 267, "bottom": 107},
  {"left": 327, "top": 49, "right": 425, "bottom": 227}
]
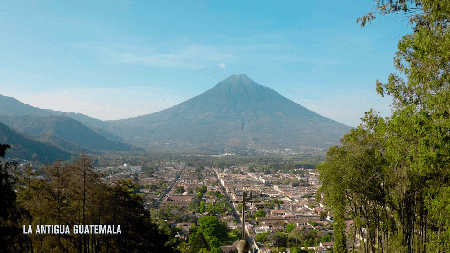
[
  {"left": 152, "top": 203, "right": 187, "bottom": 222},
  {"left": 177, "top": 242, "right": 190, "bottom": 253},
  {"left": 200, "top": 201, "right": 206, "bottom": 213},
  {"left": 229, "top": 229, "right": 241, "bottom": 242},
  {"left": 189, "top": 223, "right": 198, "bottom": 238},
  {"left": 141, "top": 164, "right": 158, "bottom": 176},
  {"left": 273, "top": 247, "right": 287, "bottom": 253},
  {"left": 290, "top": 247, "right": 307, "bottom": 253},
  {"left": 286, "top": 223, "right": 296, "bottom": 233},
  {"left": 0, "top": 122, "right": 72, "bottom": 163},
  {"left": 189, "top": 232, "right": 210, "bottom": 253},
  {"left": 272, "top": 232, "right": 288, "bottom": 248},
  {"left": 253, "top": 209, "right": 266, "bottom": 219},
  {"left": 237, "top": 203, "right": 244, "bottom": 214},
  {"left": 15, "top": 155, "right": 179, "bottom": 253},
  {"left": 158, "top": 180, "right": 167, "bottom": 189},
  {"left": 319, "top": 211, "right": 327, "bottom": 221},
  {"left": 209, "top": 247, "right": 222, "bottom": 253},
  {"left": 198, "top": 216, "right": 228, "bottom": 245},
  {"left": 320, "top": 234, "right": 332, "bottom": 243},
  {"left": 255, "top": 232, "right": 270, "bottom": 243},
  {"left": 188, "top": 197, "right": 200, "bottom": 212},
  {"left": 265, "top": 199, "right": 283, "bottom": 209},
  {"left": 288, "top": 227, "right": 319, "bottom": 247},
  {"left": 205, "top": 193, "right": 229, "bottom": 215},
  {"left": 187, "top": 216, "right": 228, "bottom": 253},
  {"left": 206, "top": 202, "right": 227, "bottom": 215},
  {"left": 196, "top": 185, "right": 207, "bottom": 194},
  {"left": 175, "top": 185, "right": 185, "bottom": 194},
  {"left": 0, "top": 144, "right": 32, "bottom": 252},
  {"left": 318, "top": 1, "right": 450, "bottom": 252},
  {"left": 110, "top": 180, "right": 180, "bottom": 252}
]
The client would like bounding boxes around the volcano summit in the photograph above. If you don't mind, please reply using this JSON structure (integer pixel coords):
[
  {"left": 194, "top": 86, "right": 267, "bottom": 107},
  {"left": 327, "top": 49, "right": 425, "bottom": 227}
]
[{"left": 104, "top": 74, "right": 353, "bottom": 152}]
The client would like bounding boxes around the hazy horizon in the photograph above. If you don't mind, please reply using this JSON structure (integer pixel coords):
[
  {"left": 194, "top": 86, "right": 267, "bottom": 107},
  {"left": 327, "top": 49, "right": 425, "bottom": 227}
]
[{"left": 1, "top": 0, "right": 410, "bottom": 127}]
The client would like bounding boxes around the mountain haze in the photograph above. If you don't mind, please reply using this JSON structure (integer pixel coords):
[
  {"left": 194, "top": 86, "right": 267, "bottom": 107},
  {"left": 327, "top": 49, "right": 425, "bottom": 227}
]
[
  {"left": 0, "top": 75, "right": 353, "bottom": 154},
  {"left": 0, "top": 94, "right": 142, "bottom": 153},
  {"left": 105, "top": 74, "right": 353, "bottom": 151},
  {"left": 0, "top": 94, "right": 51, "bottom": 117},
  {"left": 0, "top": 115, "right": 140, "bottom": 152},
  {"left": 0, "top": 122, "right": 72, "bottom": 163},
  {"left": 45, "top": 110, "right": 122, "bottom": 141}
]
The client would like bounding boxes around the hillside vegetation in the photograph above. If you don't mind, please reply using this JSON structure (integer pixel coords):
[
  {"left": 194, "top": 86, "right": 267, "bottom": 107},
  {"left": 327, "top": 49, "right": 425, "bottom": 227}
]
[{"left": 0, "top": 122, "right": 72, "bottom": 163}]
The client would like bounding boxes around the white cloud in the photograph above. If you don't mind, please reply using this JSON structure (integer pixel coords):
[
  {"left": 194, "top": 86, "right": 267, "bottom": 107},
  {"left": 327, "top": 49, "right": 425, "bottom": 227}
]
[
  {"left": 218, "top": 63, "right": 226, "bottom": 69},
  {"left": 69, "top": 42, "right": 237, "bottom": 69}
]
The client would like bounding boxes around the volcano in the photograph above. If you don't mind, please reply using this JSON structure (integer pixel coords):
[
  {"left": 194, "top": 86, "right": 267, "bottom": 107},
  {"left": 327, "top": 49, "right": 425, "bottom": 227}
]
[{"left": 105, "top": 74, "right": 353, "bottom": 152}]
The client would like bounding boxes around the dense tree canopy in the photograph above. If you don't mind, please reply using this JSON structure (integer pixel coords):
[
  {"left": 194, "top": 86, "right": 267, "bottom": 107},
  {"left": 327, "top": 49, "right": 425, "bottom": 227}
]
[
  {"left": 4, "top": 154, "right": 180, "bottom": 253},
  {"left": 0, "top": 144, "right": 32, "bottom": 252},
  {"left": 318, "top": 0, "right": 450, "bottom": 252},
  {"left": 188, "top": 216, "right": 228, "bottom": 253}
]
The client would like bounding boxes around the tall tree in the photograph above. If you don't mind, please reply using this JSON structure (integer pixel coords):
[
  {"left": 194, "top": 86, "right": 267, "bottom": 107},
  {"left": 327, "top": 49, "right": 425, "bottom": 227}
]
[
  {"left": 189, "top": 232, "right": 210, "bottom": 253},
  {"left": 0, "top": 144, "right": 32, "bottom": 252},
  {"left": 319, "top": 1, "right": 450, "bottom": 252},
  {"left": 194, "top": 216, "right": 228, "bottom": 253},
  {"left": 17, "top": 155, "right": 179, "bottom": 253}
]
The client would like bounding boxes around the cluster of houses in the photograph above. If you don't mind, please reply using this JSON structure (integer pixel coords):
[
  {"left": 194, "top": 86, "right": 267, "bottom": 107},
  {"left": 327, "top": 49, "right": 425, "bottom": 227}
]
[
  {"left": 97, "top": 162, "right": 360, "bottom": 252},
  {"left": 216, "top": 167, "right": 338, "bottom": 252}
]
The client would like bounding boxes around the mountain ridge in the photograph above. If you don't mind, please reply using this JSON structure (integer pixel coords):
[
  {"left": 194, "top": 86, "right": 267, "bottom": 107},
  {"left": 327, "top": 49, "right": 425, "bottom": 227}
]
[
  {"left": 0, "top": 95, "right": 143, "bottom": 153},
  {"left": 0, "top": 121, "right": 72, "bottom": 163},
  {"left": 0, "top": 75, "right": 353, "bottom": 153},
  {"left": 0, "top": 115, "right": 143, "bottom": 152},
  {"left": 0, "top": 94, "right": 52, "bottom": 117},
  {"left": 103, "top": 74, "right": 353, "bottom": 151}
]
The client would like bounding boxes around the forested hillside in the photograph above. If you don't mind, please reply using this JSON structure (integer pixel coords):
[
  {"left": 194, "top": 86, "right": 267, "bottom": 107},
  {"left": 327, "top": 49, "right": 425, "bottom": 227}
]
[
  {"left": 0, "top": 115, "right": 143, "bottom": 153},
  {"left": 0, "top": 95, "right": 143, "bottom": 155},
  {"left": 0, "top": 122, "right": 72, "bottom": 163}
]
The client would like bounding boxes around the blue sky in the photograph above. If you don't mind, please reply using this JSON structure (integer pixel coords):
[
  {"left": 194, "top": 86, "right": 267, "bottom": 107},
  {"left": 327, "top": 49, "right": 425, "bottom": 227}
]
[{"left": 0, "top": 0, "right": 412, "bottom": 127}]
